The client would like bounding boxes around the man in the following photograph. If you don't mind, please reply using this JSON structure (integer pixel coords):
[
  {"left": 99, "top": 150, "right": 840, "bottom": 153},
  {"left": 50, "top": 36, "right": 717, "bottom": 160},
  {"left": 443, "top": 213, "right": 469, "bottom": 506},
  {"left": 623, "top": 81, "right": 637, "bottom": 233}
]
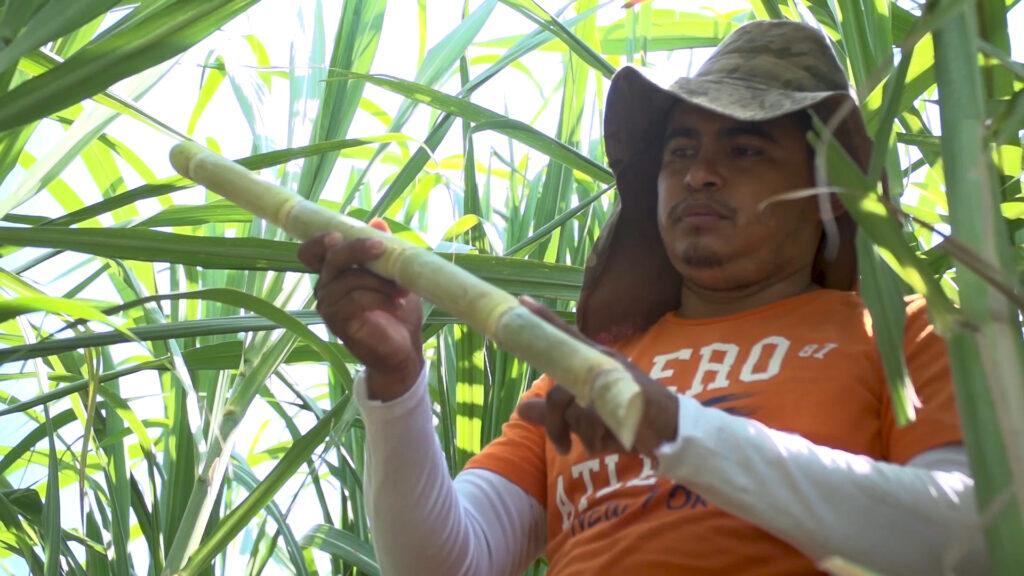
[{"left": 298, "top": 20, "right": 987, "bottom": 575}]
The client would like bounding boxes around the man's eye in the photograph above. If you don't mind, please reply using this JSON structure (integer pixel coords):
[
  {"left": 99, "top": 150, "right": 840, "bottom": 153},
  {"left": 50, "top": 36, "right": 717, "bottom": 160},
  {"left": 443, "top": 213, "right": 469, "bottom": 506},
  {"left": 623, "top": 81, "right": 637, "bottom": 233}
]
[
  {"left": 733, "top": 146, "right": 762, "bottom": 157},
  {"left": 668, "top": 146, "right": 697, "bottom": 159}
]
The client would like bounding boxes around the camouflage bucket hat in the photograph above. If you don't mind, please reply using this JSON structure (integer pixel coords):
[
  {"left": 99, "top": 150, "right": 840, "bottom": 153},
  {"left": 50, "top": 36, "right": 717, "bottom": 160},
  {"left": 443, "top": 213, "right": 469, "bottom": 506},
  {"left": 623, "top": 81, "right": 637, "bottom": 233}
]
[{"left": 578, "top": 20, "right": 871, "bottom": 343}]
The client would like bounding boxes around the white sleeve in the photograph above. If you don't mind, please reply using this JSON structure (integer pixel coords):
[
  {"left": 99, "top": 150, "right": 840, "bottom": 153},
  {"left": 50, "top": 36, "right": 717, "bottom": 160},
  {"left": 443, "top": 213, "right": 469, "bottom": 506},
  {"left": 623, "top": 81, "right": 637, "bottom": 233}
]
[
  {"left": 655, "top": 394, "right": 990, "bottom": 576},
  {"left": 906, "top": 443, "right": 972, "bottom": 475},
  {"left": 356, "top": 368, "right": 546, "bottom": 576}
]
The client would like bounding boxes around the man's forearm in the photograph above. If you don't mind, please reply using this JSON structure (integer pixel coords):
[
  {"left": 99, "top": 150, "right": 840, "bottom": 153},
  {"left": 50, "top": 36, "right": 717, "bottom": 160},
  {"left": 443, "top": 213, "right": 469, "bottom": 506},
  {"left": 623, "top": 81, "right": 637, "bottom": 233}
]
[
  {"left": 655, "top": 395, "right": 988, "bottom": 576},
  {"left": 357, "top": 368, "right": 544, "bottom": 576}
]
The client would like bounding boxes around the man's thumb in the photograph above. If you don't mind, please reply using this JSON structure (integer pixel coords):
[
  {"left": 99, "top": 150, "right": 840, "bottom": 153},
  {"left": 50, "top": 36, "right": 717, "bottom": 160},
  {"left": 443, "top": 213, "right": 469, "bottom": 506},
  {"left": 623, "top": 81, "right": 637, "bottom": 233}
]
[
  {"left": 368, "top": 217, "right": 391, "bottom": 234},
  {"left": 516, "top": 399, "right": 546, "bottom": 426}
]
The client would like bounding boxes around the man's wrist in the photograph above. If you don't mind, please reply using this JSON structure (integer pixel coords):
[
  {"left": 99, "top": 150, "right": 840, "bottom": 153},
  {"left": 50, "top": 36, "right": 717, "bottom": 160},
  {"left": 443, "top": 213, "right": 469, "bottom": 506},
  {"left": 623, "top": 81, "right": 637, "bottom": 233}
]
[{"left": 365, "top": 358, "right": 425, "bottom": 402}]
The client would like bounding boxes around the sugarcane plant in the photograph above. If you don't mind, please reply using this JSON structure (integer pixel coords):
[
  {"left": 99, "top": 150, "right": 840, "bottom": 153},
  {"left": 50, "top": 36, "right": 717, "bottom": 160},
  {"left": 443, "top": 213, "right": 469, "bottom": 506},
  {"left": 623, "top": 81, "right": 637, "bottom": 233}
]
[{"left": 0, "top": 1, "right": 1021, "bottom": 575}]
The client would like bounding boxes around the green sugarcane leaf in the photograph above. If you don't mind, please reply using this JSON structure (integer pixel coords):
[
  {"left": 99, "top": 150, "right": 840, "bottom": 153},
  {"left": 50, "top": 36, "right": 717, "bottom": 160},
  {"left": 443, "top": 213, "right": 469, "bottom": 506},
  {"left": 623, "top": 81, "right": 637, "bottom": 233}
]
[
  {"left": 0, "top": 407, "right": 77, "bottom": 479},
  {"left": 0, "top": 57, "right": 169, "bottom": 220},
  {"left": 136, "top": 200, "right": 252, "bottom": 227},
  {"left": 0, "top": 227, "right": 583, "bottom": 298},
  {"left": 128, "top": 475, "right": 162, "bottom": 576},
  {"left": 0, "top": 308, "right": 520, "bottom": 366},
  {"left": 839, "top": 191, "right": 956, "bottom": 330},
  {"left": 472, "top": 119, "right": 613, "bottom": 184},
  {"left": 295, "top": 0, "right": 386, "bottom": 202},
  {"left": 497, "top": 0, "right": 614, "bottom": 78},
  {"left": 0, "top": 1, "right": 46, "bottom": 49},
  {"left": 19, "top": 48, "right": 190, "bottom": 141},
  {"left": 0, "top": 382, "right": 89, "bottom": 417},
  {"left": 975, "top": 0, "right": 1014, "bottom": 100},
  {"left": 596, "top": 12, "right": 743, "bottom": 53},
  {"left": 366, "top": 112, "right": 456, "bottom": 216},
  {"left": 333, "top": 71, "right": 612, "bottom": 184},
  {"left": 408, "top": 0, "right": 497, "bottom": 109},
  {"left": 97, "top": 288, "right": 350, "bottom": 381},
  {"left": 228, "top": 457, "right": 309, "bottom": 576},
  {"left": 454, "top": 324, "right": 486, "bottom": 465},
  {"left": 186, "top": 54, "right": 226, "bottom": 137},
  {"left": 37, "top": 135, "right": 403, "bottom": 230},
  {"left": 1, "top": 488, "right": 43, "bottom": 522},
  {"left": 753, "top": 0, "right": 785, "bottom": 20},
  {"left": 178, "top": 397, "right": 356, "bottom": 576},
  {"left": 466, "top": 5, "right": 599, "bottom": 89},
  {"left": 97, "top": 355, "right": 132, "bottom": 576},
  {"left": 358, "top": 5, "right": 601, "bottom": 216},
  {"left": 895, "top": 132, "right": 941, "bottom": 157},
  {"left": 302, "top": 0, "right": 480, "bottom": 207},
  {"left": 0, "top": 296, "right": 137, "bottom": 342},
  {"left": 811, "top": 120, "right": 959, "bottom": 333},
  {"left": 0, "top": 0, "right": 263, "bottom": 133},
  {"left": 0, "top": 0, "right": 121, "bottom": 75},
  {"left": 832, "top": 0, "right": 888, "bottom": 89},
  {"left": 0, "top": 490, "right": 45, "bottom": 574},
  {"left": 0, "top": 119, "right": 37, "bottom": 185},
  {"left": 856, "top": 233, "right": 917, "bottom": 424},
  {"left": 867, "top": 44, "right": 912, "bottom": 183},
  {"left": 41, "top": 178, "right": 192, "bottom": 228},
  {"left": 299, "top": 524, "right": 379, "bottom": 576}
]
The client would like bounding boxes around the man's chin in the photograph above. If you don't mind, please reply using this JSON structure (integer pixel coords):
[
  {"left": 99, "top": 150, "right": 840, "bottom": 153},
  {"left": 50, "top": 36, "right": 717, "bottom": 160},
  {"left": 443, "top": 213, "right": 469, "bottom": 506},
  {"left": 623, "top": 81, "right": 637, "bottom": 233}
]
[
  {"left": 679, "top": 250, "right": 724, "bottom": 269},
  {"left": 674, "top": 250, "right": 750, "bottom": 291}
]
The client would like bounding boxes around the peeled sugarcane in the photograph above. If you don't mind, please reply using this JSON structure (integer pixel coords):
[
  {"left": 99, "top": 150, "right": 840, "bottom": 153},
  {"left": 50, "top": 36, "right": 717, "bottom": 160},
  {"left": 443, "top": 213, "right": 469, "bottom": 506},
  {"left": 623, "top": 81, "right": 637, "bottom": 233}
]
[{"left": 169, "top": 142, "right": 644, "bottom": 448}]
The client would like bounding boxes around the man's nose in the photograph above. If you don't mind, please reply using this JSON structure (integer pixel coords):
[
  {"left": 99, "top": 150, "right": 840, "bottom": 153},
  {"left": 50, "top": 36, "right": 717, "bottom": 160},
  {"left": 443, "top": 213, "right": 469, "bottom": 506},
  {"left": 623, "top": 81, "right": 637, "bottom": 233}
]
[{"left": 684, "top": 155, "right": 723, "bottom": 190}]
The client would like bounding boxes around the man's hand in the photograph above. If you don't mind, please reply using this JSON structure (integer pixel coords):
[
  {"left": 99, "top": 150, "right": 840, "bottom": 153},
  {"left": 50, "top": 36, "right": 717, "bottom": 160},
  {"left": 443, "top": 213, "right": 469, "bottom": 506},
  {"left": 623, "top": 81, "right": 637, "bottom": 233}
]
[
  {"left": 297, "top": 219, "right": 424, "bottom": 402},
  {"left": 516, "top": 297, "right": 679, "bottom": 457}
]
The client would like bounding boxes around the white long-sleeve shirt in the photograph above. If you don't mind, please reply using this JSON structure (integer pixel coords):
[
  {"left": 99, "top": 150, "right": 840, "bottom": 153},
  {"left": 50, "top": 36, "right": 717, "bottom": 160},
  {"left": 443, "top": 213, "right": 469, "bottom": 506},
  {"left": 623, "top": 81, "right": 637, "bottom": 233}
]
[{"left": 355, "top": 368, "right": 988, "bottom": 576}]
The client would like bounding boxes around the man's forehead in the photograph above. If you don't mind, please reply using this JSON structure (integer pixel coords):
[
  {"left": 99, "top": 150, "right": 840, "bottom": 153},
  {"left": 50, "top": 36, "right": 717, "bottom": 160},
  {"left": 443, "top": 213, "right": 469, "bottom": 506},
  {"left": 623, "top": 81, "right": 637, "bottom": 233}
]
[{"left": 663, "top": 101, "right": 800, "bottom": 139}]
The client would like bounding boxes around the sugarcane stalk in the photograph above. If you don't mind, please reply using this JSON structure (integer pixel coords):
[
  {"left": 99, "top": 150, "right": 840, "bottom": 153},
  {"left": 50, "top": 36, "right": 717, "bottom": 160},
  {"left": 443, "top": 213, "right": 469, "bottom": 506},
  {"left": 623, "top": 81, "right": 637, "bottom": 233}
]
[
  {"left": 163, "top": 324, "right": 301, "bottom": 576},
  {"left": 169, "top": 141, "right": 644, "bottom": 448},
  {"left": 932, "top": 3, "right": 1024, "bottom": 572}
]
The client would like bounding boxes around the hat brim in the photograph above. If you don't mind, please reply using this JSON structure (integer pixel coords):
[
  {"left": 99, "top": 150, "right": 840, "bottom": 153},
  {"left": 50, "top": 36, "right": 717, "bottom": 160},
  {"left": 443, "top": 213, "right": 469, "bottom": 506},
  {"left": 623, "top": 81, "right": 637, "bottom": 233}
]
[
  {"left": 604, "top": 66, "right": 852, "bottom": 170},
  {"left": 578, "top": 66, "right": 867, "bottom": 342}
]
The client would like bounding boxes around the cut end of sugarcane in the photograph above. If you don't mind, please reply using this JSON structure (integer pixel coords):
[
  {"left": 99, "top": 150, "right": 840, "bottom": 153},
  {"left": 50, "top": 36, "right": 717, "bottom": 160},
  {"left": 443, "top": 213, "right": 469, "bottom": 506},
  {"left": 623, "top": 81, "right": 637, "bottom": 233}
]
[
  {"left": 591, "top": 369, "right": 644, "bottom": 449},
  {"left": 818, "top": 556, "right": 884, "bottom": 576},
  {"left": 170, "top": 141, "right": 209, "bottom": 180}
]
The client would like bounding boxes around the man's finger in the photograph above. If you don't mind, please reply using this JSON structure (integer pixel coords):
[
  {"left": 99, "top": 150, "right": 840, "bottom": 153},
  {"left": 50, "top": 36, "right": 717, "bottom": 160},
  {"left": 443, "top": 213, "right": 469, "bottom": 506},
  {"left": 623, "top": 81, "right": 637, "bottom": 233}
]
[
  {"left": 368, "top": 217, "right": 391, "bottom": 233},
  {"left": 545, "top": 386, "right": 576, "bottom": 454},
  {"left": 297, "top": 232, "right": 342, "bottom": 272},
  {"left": 517, "top": 398, "right": 545, "bottom": 426},
  {"left": 519, "top": 295, "right": 590, "bottom": 343},
  {"left": 318, "top": 237, "right": 387, "bottom": 287},
  {"left": 564, "top": 404, "right": 606, "bottom": 453},
  {"left": 316, "top": 268, "right": 407, "bottom": 305}
]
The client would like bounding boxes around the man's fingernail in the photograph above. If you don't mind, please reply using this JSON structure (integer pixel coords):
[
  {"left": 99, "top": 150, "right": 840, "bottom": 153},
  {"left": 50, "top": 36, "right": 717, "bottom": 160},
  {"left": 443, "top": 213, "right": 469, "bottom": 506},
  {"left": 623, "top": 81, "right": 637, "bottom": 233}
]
[
  {"left": 520, "top": 295, "right": 536, "bottom": 305},
  {"left": 367, "top": 238, "right": 385, "bottom": 252},
  {"left": 324, "top": 232, "right": 343, "bottom": 246}
]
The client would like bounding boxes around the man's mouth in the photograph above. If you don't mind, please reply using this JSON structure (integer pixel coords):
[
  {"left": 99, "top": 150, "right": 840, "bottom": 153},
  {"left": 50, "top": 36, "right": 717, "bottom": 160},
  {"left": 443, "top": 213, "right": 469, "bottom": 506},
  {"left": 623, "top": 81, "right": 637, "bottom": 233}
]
[{"left": 672, "top": 200, "right": 733, "bottom": 225}]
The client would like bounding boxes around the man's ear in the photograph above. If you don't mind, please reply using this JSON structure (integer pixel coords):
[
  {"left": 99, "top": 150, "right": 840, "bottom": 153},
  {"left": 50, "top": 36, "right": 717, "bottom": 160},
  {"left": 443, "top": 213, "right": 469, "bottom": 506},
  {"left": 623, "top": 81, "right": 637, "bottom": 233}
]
[
  {"left": 811, "top": 192, "right": 847, "bottom": 224},
  {"left": 827, "top": 192, "right": 846, "bottom": 220}
]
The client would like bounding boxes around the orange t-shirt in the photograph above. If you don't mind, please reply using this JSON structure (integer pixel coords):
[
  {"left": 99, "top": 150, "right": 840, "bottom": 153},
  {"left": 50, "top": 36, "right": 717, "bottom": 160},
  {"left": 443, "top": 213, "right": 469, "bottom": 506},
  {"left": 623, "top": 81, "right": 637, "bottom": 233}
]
[{"left": 464, "top": 290, "right": 962, "bottom": 575}]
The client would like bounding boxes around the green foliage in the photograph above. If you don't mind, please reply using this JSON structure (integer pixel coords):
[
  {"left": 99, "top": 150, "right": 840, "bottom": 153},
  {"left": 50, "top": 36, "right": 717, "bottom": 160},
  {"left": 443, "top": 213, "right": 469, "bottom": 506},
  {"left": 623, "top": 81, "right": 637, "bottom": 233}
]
[{"left": 0, "top": 1, "right": 1021, "bottom": 575}]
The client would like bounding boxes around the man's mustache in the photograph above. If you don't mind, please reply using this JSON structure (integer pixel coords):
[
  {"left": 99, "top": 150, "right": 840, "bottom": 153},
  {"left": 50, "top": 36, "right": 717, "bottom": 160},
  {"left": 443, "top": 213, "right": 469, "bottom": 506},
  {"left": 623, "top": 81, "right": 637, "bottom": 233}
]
[{"left": 667, "top": 196, "right": 737, "bottom": 221}]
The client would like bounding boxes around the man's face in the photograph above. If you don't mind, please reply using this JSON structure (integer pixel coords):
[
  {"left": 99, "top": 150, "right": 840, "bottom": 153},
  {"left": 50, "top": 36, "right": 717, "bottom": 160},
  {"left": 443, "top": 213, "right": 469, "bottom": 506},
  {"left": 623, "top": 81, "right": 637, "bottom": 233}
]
[{"left": 656, "top": 101, "right": 824, "bottom": 292}]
